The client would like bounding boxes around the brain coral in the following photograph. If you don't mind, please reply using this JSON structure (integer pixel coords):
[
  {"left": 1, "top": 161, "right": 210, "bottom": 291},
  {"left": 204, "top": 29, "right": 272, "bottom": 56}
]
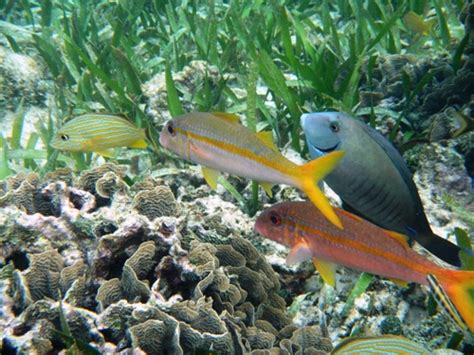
[{"left": 1, "top": 164, "right": 336, "bottom": 354}]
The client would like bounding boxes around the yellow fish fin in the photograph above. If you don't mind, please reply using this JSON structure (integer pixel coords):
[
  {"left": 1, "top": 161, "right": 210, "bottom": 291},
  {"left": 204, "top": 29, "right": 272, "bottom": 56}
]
[
  {"left": 212, "top": 112, "right": 241, "bottom": 124},
  {"left": 256, "top": 131, "right": 278, "bottom": 151},
  {"left": 312, "top": 258, "right": 337, "bottom": 287},
  {"left": 385, "top": 230, "right": 410, "bottom": 250},
  {"left": 128, "top": 138, "right": 148, "bottom": 149},
  {"left": 259, "top": 181, "right": 273, "bottom": 197},
  {"left": 95, "top": 149, "right": 115, "bottom": 158},
  {"left": 299, "top": 150, "right": 345, "bottom": 229},
  {"left": 202, "top": 166, "right": 220, "bottom": 190},
  {"left": 286, "top": 240, "right": 312, "bottom": 265},
  {"left": 389, "top": 277, "right": 409, "bottom": 288}
]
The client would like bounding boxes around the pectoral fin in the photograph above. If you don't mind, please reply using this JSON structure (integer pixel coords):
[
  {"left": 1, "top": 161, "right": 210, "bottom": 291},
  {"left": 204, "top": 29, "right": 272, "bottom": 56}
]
[
  {"left": 286, "top": 241, "right": 312, "bottom": 265},
  {"left": 202, "top": 166, "right": 220, "bottom": 190},
  {"left": 128, "top": 138, "right": 148, "bottom": 149},
  {"left": 312, "top": 258, "right": 337, "bottom": 287},
  {"left": 260, "top": 182, "right": 273, "bottom": 197}
]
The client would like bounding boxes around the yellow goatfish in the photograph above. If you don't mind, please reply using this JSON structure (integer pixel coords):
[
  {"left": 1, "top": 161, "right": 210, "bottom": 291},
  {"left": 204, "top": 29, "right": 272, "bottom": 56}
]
[
  {"left": 50, "top": 113, "right": 148, "bottom": 157},
  {"left": 159, "top": 112, "right": 344, "bottom": 228}
]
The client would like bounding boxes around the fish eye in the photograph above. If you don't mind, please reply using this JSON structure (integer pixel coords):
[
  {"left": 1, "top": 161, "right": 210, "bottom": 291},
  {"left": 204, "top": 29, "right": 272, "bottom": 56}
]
[
  {"left": 269, "top": 212, "right": 282, "bottom": 226},
  {"left": 166, "top": 122, "right": 176, "bottom": 137},
  {"left": 329, "top": 121, "right": 339, "bottom": 132},
  {"left": 60, "top": 134, "right": 70, "bottom": 141}
]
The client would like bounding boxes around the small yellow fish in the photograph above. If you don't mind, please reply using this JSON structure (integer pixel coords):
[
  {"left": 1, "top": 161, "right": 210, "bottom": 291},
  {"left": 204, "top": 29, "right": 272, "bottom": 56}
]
[
  {"left": 51, "top": 114, "right": 148, "bottom": 157},
  {"left": 332, "top": 335, "right": 428, "bottom": 354},
  {"left": 159, "top": 112, "right": 345, "bottom": 228},
  {"left": 403, "top": 11, "right": 436, "bottom": 36}
]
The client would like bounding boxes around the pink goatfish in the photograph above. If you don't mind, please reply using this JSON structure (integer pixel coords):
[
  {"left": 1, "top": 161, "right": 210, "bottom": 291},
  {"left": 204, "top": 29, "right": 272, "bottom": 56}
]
[{"left": 255, "top": 201, "right": 474, "bottom": 333}]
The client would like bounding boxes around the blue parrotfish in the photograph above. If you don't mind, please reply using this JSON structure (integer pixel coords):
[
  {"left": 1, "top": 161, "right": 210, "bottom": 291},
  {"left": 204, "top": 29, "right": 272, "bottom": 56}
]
[{"left": 300, "top": 111, "right": 462, "bottom": 267}]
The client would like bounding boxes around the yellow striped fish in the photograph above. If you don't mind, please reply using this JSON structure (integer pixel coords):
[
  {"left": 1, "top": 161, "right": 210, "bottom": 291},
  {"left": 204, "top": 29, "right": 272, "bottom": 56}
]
[
  {"left": 159, "top": 112, "right": 344, "bottom": 228},
  {"left": 332, "top": 335, "right": 428, "bottom": 354},
  {"left": 50, "top": 114, "right": 148, "bottom": 157}
]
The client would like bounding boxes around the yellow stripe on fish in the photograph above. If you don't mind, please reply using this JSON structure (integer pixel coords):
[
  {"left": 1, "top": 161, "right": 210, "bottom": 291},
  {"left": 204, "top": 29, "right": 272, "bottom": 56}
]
[
  {"left": 50, "top": 113, "right": 148, "bottom": 155},
  {"left": 159, "top": 112, "right": 344, "bottom": 228}
]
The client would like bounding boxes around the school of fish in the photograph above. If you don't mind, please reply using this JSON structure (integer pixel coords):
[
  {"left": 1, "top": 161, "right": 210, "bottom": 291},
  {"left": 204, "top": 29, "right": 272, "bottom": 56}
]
[{"left": 51, "top": 109, "right": 473, "bottom": 341}]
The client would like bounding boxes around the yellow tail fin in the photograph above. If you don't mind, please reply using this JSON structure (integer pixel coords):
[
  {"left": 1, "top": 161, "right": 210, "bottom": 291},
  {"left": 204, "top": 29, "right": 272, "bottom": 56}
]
[
  {"left": 299, "top": 151, "right": 345, "bottom": 229},
  {"left": 428, "top": 271, "right": 474, "bottom": 333}
]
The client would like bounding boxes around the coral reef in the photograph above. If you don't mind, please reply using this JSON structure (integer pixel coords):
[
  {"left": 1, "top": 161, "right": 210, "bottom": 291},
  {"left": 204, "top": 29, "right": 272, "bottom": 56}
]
[{"left": 1, "top": 164, "right": 337, "bottom": 354}]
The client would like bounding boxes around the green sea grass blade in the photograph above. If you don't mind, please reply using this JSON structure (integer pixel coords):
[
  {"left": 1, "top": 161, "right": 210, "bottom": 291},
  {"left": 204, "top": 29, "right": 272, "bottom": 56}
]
[
  {"left": 452, "top": 33, "right": 469, "bottom": 74},
  {"left": 434, "top": 0, "right": 450, "bottom": 46},
  {"left": 33, "top": 34, "right": 62, "bottom": 77},
  {"left": 454, "top": 228, "right": 474, "bottom": 271},
  {"left": 8, "top": 149, "right": 73, "bottom": 163},
  {"left": 0, "top": 134, "right": 13, "bottom": 179},
  {"left": 217, "top": 176, "right": 247, "bottom": 212},
  {"left": 24, "top": 133, "right": 39, "bottom": 169},
  {"left": 165, "top": 63, "right": 184, "bottom": 117},
  {"left": 342, "top": 272, "right": 373, "bottom": 316},
  {"left": 446, "top": 332, "right": 464, "bottom": 350},
  {"left": 11, "top": 103, "right": 25, "bottom": 150},
  {"left": 111, "top": 47, "right": 142, "bottom": 97}
]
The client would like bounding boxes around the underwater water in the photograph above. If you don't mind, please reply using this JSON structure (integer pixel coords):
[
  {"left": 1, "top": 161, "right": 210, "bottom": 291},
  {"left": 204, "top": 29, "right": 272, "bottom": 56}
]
[{"left": 0, "top": 0, "right": 473, "bottom": 354}]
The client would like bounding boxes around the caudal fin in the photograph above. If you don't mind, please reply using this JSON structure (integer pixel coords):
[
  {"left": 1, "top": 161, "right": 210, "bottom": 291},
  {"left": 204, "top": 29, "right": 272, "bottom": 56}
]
[
  {"left": 299, "top": 151, "right": 345, "bottom": 229},
  {"left": 427, "top": 270, "right": 474, "bottom": 333}
]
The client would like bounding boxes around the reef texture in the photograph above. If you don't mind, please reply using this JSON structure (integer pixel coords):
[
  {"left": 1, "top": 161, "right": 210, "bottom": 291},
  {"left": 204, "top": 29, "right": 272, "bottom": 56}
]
[{"left": 1, "top": 164, "right": 335, "bottom": 354}]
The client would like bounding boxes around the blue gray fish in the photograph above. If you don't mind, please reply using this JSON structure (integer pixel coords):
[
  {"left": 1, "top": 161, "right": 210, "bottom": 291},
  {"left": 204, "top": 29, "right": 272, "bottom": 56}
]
[{"left": 301, "top": 111, "right": 462, "bottom": 267}]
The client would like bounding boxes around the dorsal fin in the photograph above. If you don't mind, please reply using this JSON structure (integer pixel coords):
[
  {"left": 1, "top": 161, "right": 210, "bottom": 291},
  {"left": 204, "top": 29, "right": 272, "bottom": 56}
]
[
  {"left": 256, "top": 131, "right": 278, "bottom": 151},
  {"left": 212, "top": 112, "right": 241, "bottom": 124},
  {"left": 385, "top": 230, "right": 410, "bottom": 250}
]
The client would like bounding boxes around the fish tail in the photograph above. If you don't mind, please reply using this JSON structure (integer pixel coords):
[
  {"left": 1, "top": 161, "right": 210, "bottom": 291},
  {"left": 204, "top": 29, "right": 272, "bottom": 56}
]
[
  {"left": 418, "top": 232, "right": 462, "bottom": 267},
  {"left": 427, "top": 270, "right": 474, "bottom": 333},
  {"left": 299, "top": 150, "right": 345, "bottom": 229}
]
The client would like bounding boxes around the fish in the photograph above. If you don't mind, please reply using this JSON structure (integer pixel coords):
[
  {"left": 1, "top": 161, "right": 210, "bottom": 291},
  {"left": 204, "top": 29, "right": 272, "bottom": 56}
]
[
  {"left": 300, "top": 111, "right": 462, "bottom": 267},
  {"left": 403, "top": 11, "right": 436, "bottom": 36},
  {"left": 255, "top": 201, "right": 474, "bottom": 333},
  {"left": 332, "top": 335, "right": 428, "bottom": 354},
  {"left": 50, "top": 113, "right": 148, "bottom": 157},
  {"left": 159, "top": 112, "right": 345, "bottom": 228}
]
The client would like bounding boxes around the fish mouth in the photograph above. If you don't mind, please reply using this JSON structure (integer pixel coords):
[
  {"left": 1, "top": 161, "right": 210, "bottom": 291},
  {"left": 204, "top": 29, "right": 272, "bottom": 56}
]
[{"left": 310, "top": 142, "right": 339, "bottom": 154}]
